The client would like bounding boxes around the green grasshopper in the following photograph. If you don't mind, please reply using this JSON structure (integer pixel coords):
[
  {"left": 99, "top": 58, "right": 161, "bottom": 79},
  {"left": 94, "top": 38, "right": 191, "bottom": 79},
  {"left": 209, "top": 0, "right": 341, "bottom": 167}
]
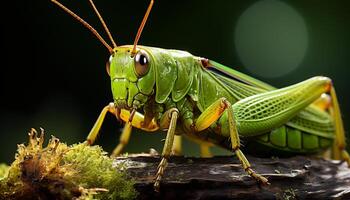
[{"left": 51, "top": 0, "right": 350, "bottom": 191}]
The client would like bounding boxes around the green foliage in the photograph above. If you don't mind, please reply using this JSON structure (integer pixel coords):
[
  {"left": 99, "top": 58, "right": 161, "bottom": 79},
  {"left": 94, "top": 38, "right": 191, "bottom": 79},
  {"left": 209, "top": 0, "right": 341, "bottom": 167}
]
[{"left": 0, "top": 129, "right": 137, "bottom": 200}]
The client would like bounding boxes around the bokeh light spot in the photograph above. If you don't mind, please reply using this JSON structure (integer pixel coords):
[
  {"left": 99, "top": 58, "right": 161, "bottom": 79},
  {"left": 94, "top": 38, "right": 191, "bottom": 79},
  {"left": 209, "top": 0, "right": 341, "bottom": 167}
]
[{"left": 235, "top": 0, "right": 308, "bottom": 78}]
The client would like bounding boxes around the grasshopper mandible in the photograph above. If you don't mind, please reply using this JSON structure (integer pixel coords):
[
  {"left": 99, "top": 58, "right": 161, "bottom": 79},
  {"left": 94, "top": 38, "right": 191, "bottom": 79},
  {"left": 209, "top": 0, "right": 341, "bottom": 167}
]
[{"left": 51, "top": 0, "right": 350, "bottom": 191}]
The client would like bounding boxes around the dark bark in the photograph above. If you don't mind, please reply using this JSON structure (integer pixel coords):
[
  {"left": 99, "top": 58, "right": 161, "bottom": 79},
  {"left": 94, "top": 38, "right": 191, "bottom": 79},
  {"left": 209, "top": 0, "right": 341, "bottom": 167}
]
[{"left": 116, "top": 154, "right": 350, "bottom": 200}]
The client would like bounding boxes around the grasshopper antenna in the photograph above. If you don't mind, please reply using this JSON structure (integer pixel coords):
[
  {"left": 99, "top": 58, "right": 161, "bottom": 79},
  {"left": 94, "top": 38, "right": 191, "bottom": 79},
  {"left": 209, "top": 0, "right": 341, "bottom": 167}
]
[
  {"left": 88, "top": 0, "right": 117, "bottom": 49},
  {"left": 131, "top": 0, "right": 154, "bottom": 55},
  {"left": 51, "top": 0, "right": 114, "bottom": 53}
]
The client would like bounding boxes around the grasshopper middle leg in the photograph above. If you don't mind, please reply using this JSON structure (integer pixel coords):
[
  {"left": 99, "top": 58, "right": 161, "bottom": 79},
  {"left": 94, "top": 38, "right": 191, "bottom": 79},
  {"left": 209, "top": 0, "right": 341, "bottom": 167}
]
[
  {"left": 171, "top": 135, "right": 182, "bottom": 156},
  {"left": 154, "top": 108, "right": 179, "bottom": 192}
]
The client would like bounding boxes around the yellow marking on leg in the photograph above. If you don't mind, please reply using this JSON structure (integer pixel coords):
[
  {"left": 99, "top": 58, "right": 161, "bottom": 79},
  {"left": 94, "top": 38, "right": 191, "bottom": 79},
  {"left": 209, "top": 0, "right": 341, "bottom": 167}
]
[
  {"left": 194, "top": 97, "right": 227, "bottom": 132},
  {"left": 120, "top": 109, "right": 159, "bottom": 131},
  {"left": 313, "top": 93, "right": 331, "bottom": 111},
  {"left": 154, "top": 108, "right": 179, "bottom": 192}
]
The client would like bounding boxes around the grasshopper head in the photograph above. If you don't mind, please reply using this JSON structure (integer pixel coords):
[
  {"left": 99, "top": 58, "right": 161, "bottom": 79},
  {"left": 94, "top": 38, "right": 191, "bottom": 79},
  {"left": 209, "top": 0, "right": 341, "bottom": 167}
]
[
  {"left": 51, "top": 0, "right": 155, "bottom": 112},
  {"left": 106, "top": 46, "right": 155, "bottom": 110}
]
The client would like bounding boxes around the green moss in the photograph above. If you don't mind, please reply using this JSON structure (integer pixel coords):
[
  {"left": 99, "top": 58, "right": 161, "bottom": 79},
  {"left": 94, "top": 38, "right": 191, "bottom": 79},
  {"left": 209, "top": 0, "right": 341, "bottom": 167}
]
[
  {"left": 0, "top": 128, "right": 137, "bottom": 200},
  {"left": 0, "top": 163, "right": 9, "bottom": 179},
  {"left": 64, "top": 143, "right": 136, "bottom": 200}
]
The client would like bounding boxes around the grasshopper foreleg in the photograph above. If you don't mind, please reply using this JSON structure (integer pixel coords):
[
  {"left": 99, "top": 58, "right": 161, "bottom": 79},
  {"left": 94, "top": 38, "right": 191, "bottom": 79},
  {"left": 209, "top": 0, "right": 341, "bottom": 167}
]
[
  {"left": 86, "top": 102, "right": 117, "bottom": 145},
  {"left": 111, "top": 122, "right": 132, "bottom": 157},
  {"left": 86, "top": 103, "right": 159, "bottom": 156}
]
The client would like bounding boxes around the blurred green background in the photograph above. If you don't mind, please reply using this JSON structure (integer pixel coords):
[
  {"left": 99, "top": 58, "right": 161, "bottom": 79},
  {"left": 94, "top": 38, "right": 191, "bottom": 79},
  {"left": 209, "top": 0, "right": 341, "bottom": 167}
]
[{"left": 1, "top": 0, "right": 350, "bottom": 164}]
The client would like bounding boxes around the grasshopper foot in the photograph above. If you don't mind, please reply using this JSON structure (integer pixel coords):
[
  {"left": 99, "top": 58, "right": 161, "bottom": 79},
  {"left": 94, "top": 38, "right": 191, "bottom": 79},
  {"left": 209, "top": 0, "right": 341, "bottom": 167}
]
[
  {"left": 154, "top": 157, "right": 168, "bottom": 192},
  {"left": 246, "top": 167, "right": 270, "bottom": 185}
]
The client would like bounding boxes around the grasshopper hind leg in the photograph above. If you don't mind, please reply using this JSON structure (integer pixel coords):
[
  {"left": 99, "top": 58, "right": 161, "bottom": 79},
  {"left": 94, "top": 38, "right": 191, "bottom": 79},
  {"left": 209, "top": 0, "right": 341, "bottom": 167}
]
[
  {"left": 223, "top": 99, "right": 269, "bottom": 185},
  {"left": 315, "top": 83, "right": 350, "bottom": 166},
  {"left": 191, "top": 97, "right": 269, "bottom": 185},
  {"left": 329, "top": 86, "right": 350, "bottom": 166}
]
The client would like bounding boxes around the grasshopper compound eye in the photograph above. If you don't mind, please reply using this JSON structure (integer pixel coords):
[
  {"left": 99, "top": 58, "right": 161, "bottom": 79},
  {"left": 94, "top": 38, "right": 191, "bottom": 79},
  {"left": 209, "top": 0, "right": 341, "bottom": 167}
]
[
  {"left": 106, "top": 55, "right": 113, "bottom": 75},
  {"left": 134, "top": 50, "right": 150, "bottom": 77}
]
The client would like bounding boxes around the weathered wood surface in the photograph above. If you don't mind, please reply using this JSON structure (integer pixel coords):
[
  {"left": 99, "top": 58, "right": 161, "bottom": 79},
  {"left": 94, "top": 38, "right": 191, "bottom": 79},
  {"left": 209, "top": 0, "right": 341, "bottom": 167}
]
[{"left": 115, "top": 154, "right": 350, "bottom": 200}]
